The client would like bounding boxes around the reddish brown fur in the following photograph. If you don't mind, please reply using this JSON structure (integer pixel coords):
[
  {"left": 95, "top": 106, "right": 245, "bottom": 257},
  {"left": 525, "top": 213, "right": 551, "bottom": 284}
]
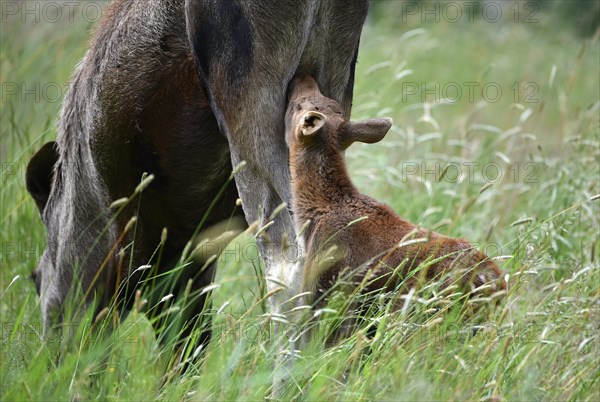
[{"left": 285, "top": 75, "right": 505, "bottom": 308}]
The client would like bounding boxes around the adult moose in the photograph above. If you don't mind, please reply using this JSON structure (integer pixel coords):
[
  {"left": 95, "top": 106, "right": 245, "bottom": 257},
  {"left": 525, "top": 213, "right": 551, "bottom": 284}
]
[{"left": 25, "top": 0, "right": 369, "bottom": 363}]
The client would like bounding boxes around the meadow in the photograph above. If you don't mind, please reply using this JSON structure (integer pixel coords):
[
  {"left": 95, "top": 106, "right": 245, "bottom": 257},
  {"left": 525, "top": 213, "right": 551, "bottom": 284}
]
[{"left": 1, "top": 2, "right": 599, "bottom": 400}]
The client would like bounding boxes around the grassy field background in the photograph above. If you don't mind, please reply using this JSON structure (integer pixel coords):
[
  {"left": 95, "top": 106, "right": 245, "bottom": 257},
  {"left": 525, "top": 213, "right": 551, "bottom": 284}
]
[{"left": 1, "top": 1, "right": 599, "bottom": 400}]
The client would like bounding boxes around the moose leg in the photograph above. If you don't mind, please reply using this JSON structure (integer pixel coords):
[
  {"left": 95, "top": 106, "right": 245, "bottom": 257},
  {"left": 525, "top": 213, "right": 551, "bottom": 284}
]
[
  {"left": 215, "top": 100, "right": 305, "bottom": 392},
  {"left": 188, "top": 59, "right": 306, "bottom": 394},
  {"left": 185, "top": 0, "right": 366, "bottom": 389},
  {"left": 145, "top": 257, "right": 216, "bottom": 361},
  {"left": 165, "top": 213, "right": 248, "bottom": 363},
  {"left": 185, "top": 0, "right": 311, "bottom": 341},
  {"left": 146, "top": 212, "right": 246, "bottom": 367},
  {"left": 213, "top": 99, "right": 304, "bottom": 316}
]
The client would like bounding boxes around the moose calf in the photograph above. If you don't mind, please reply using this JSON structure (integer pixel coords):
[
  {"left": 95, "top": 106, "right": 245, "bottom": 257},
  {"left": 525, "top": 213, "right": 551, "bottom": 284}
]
[{"left": 285, "top": 75, "right": 505, "bottom": 318}]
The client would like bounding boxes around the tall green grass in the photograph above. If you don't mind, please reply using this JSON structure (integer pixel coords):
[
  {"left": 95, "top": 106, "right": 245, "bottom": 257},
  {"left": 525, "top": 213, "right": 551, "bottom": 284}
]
[{"left": 1, "top": 3, "right": 599, "bottom": 400}]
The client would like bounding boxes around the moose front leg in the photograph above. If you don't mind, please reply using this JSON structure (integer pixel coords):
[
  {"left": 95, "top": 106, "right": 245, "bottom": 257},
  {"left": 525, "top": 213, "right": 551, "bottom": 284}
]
[
  {"left": 193, "top": 69, "right": 308, "bottom": 388},
  {"left": 185, "top": 0, "right": 365, "bottom": 390},
  {"left": 212, "top": 92, "right": 306, "bottom": 321},
  {"left": 184, "top": 0, "right": 316, "bottom": 348},
  {"left": 212, "top": 93, "right": 307, "bottom": 389}
]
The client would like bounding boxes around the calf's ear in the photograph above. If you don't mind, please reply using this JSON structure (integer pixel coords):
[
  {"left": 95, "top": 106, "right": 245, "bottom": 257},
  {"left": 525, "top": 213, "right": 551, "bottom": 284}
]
[
  {"left": 300, "top": 111, "right": 326, "bottom": 138},
  {"left": 342, "top": 117, "right": 392, "bottom": 149},
  {"left": 26, "top": 141, "right": 59, "bottom": 212}
]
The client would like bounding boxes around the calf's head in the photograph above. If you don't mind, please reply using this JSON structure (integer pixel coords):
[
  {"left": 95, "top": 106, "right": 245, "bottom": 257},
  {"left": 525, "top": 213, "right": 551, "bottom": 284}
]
[{"left": 286, "top": 75, "right": 393, "bottom": 153}]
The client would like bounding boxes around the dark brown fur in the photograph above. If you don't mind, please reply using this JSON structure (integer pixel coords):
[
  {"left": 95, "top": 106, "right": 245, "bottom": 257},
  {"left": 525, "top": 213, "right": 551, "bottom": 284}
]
[
  {"left": 285, "top": 75, "right": 506, "bottom": 309},
  {"left": 26, "top": 0, "right": 242, "bottom": 349}
]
